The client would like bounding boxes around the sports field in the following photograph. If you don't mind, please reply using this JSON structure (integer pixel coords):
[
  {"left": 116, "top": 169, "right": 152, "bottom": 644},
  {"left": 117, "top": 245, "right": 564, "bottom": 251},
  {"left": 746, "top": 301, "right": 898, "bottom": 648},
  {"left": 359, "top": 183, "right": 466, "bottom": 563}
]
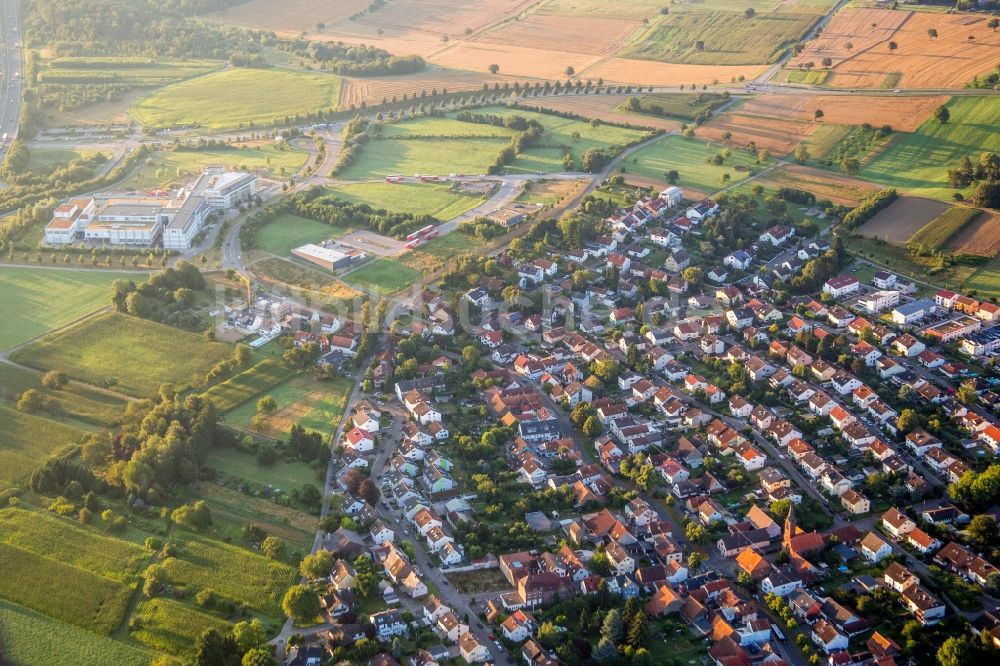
[
  {"left": 0, "top": 406, "right": 86, "bottom": 492},
  {"left": 618, "top": 134, "right": 767, "bottom": 197},
  {"left": 130, "top": 68, "right": 342, "bottom": 130},
  {"left": 345, "top": 258, "right": 423, "bottom": 294},
  {"left": 253, "top": 213, "right": 348, "bottom": 256},
  {"left": 861, "top": 97, "right": 1000, "bottom": 200},
  {"left": 326, "top": 182, "right": 486, "bottom": 219},
  {"left": 12, "top": 312, "right": 233, "bottom": 397},
  {"left": 0, "top": 267, "right": 147, "bottom": 350}
]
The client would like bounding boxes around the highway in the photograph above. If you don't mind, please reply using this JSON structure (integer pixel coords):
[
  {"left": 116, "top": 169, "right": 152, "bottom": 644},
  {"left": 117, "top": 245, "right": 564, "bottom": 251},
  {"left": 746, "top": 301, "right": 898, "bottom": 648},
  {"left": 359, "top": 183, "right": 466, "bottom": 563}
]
[{"left": 0, "top": 0, "right": 21, "bottom": 166}]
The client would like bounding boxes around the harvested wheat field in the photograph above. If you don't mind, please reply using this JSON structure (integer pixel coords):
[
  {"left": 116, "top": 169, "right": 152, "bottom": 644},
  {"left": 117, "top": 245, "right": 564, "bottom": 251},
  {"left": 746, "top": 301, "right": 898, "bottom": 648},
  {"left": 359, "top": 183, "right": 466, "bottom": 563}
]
[
  {"left": 329, "top": 0, "right": 539, "bottom": 58},
  {"left": 795, "top": 9, "right": 1000, "bottom": 88},
  {"left": 429, "top": 43, "right": 606, "bottom": 80},
  {"left": 947, "top": 211, "right": 1000, "bottom": 257},
  {"left": 519, "top": 95, "right": 680, "bottom": 131},
  {"left": 734, "top": 94, "right": 948, "bottom": 132},
  {"left": 698, "top": 114, "right": 814, "bottom": 156},
  {"left": 855, "top": 196, "right": 950, "bottom": 244},
  {"left": 340, "top": 69, "right": 511, "bottom": 108},
  {"left": 789, "top": 8, "right": 908, "bottom": 69},
  {"left": 584, "top": 58, "right": 766, "bottom": 86},
  {"left": 756, "top": 164, "right": 879, "bottom": 206},
  {"left": 474, "top": 14, "right": 642, "bottom": 56},
  {"left": 207, "top": 0, "right": 370, "bottom": 35}
]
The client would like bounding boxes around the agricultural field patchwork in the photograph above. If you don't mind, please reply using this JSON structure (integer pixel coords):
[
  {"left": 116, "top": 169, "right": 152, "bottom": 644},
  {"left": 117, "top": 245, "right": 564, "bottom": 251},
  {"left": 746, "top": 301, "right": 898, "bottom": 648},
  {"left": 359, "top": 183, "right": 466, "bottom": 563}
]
[
  {"left": 946, "top": 210, "right": 1000, "bottom": 257},
  {"left": 855, "top": 195, "right": 950, "bottom": 244},
  {"left": 12, "top": 312, "right": 233, "bottom": 398},
  {"left": 0, "top": 267, "right": 147, "bottom": 350},
  {"left": 130, "top": 68, "right": 342, "bottom": 130},
  {"left": 907, "top": 207, "right": 983, "bottom": 252},
  {"left": 623, "top": 10, "right": 820, "bottom": 65}
]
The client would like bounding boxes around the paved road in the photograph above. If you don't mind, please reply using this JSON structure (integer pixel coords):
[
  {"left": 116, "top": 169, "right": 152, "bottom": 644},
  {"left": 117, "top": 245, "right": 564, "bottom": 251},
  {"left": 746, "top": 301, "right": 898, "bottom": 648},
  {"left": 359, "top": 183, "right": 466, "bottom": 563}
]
[{"left": 0, "top": 0, "right": 22, "bottom": 165}]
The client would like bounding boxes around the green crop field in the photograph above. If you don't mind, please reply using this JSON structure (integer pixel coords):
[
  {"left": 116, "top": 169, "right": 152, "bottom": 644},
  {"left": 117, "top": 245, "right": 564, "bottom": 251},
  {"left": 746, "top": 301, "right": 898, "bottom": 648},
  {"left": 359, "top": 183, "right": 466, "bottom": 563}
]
[
  {"left": 326, "top": 182, "right": 486, "bottom": 219},
  {"left": 201, "top": 358, "right": 298, "bottom": 412},
  {"left": 622, "top": 11, "right": 819, "bottom": 65},
  {"left": 160, "top": 534, "right": 297, "bottom": 616},
  {"left": 0, "top": 508, "right": 149, "bottom": 582},
  {"left": 131, "top": 598, "right": 231, "bottom": 655},
  {"left": 125, "top": 143, "right": 309, "bottom": 191},
  {"left": 0, "top": 542, "right": 133, "bottom": 634},
  {"left": 785, "top": 69, "right": 829, "bottom": 85},
  {"left": 345, "top": 258, "right": 423, "bottom": 294},
  {"left": 618, "top": 93, "right": 728, "bottom": 121},
  {"left": 12, "top": 312, "right": 233, "bottom": 398},
  {"left": 907, "top": 207, "right": 982, "bottom": 251},
  {"left": 862, "top": 97, "right": 1000, "bottom": 201},
  {"left": 0, "top": 362, "right": 126, "bottom": 427},
  {"left": 620, "top": 134, "right": 766, "bottom": 195},
  {"left": 0, "top": 599, "right": 153, "bottom": 666},
  {"left": 0, "top": 406, "right": 86, "bottom": 492},
  {"left": 130, "top": 68, "right": 342, "bottom": 130},
  {"left": 253, "top": 213, "right": 349, "bottom": 256},
  {"left": 0, "top": 267, "right": 148, "bottom": 350}
]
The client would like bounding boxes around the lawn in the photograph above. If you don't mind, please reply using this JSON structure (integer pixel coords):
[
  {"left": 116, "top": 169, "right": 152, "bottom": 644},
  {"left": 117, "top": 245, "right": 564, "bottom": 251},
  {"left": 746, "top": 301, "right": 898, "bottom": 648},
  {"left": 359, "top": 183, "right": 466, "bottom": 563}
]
[
  {"left": 345, "top": 258, "right": 423, "bottom": 295},
  {"left": 124, "top": 143, "right": 309, "bottom": 191},
  {"left": 336, "top": 135, "right": 510, "bottom": 179},
  {"left": 0, "top": 541, "right": 133, "bottom": 634},
  {"left": 0, "top": 266, "right": 147, "bottom": 350},
  {"left": 907, "top": 207, "right": 982, "bottom": 251},
  {"left": 12, "top": 312, "right": 233, "bottom": 398},
  {"left": 0, "top": 406, "right": 86, "bottom": 493},
  {"left": 622, "top": 10, "right": 819, "bottom": 65},
  {"left": 254, "top": 213, "right": 349, "bottom": 256},
  {"left": 0, "top": 600, "right": 153, "bottom": 666},
  {"left": 130, "top": 68, "right": 342, "bottom": 130},
  {"left": 160, "top": 533, "right": 298, "bottom": 616},
  {"left": 0, "top": 508, "right": 149, "bottom": 582},
  {"left": 201, "top": 358, "right": 298, "bottom": 412},
  {"left": 620, "top": 134, "right": 766, "bottom": 195},
  {"left": 326, "top": 181, "right": 485, "bottom": 219},
  {"left": 222, "top": 373, "right": 353, "bottom": 438},
  {"left": 131, "top": 598, "right": 232, "bottom": 655},
  {"left": 25, "top": 148, "right": 102, "bottom": 173},
  {"left": 207, "top": 446, "right": 323, "bottom": 491},
  {"left": 862, "top": 96, "right": 1000, "bottom": 201},
  {"left": 340, "top": 108, "right": 649, "bottom": 178},
  {"left": 0, "top": 362, "right": 127, "bottom": 427}
]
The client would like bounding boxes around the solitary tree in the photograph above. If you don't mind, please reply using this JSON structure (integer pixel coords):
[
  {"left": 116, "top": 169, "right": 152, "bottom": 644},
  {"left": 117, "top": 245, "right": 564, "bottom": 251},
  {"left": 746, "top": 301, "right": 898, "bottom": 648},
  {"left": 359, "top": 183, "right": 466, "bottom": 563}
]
[
  {"left": 814, "top": 109, "right": 824, "bottom": 121},
  {"left": 935, "top": 104, "right": 950, "bottom": 123},
  {"left": 989, "top": 18, "right": 999, "bottom": 31},
  {"left": 565, "top": 65, "right": 575, "bottom": 76},
  {"left": 745, "top": 7, "right": 756, "bottom": 19},
  {"left": 488, "top": 63, "right": 499, "bottom": 74},
  {"left": 888, "top": 41, "right": 898, "bottom": 51},
  {"left": 282, "top": 585, "right": 320, "bottom": 623},
  {"left": 927, "top": 28, "right": 938, "bottom": 39}
]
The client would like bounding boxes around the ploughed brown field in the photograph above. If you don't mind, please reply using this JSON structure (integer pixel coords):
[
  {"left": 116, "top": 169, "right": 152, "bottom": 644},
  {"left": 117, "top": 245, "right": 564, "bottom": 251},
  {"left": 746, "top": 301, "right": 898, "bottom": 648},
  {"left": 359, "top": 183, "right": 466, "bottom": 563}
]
[
  {"left": 756, "top": 164, "right": 880, "bottom": 207},
  {"left": 947, "top": 211, "right": 1000, "bottom": 257},
  {"left": 698, "top": 114, "right": 814, "bottom": 157},
  {"left": 855, "top": 195, "right": 950, "bottom": 244}
]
